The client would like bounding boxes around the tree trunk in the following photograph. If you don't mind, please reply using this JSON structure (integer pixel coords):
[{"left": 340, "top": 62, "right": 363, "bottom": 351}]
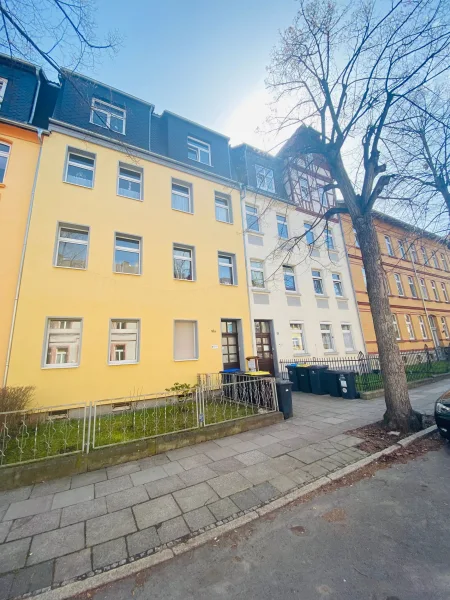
[{"left": 352, "top": 212, "right": 422, "bottom": 432}]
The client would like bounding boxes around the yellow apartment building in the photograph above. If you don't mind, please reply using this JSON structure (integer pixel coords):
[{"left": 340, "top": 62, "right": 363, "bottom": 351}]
[{"left": 341, "top": 212, "right": 450, "bottom": 354}]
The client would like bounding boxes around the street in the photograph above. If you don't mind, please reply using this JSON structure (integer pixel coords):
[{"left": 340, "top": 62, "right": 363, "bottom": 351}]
[{"left": 77, "top": 444, "right": 450, "bottom": 600}]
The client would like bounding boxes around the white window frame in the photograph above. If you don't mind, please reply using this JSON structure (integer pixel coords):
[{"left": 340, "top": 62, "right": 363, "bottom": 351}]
[
  {"left": 0, "top": 77, "right": 8, "bottom": 105},
  {"left": 171, "top": 180, "right": 193, "bottom": 214},
  {"left": 43, "top": 318, "right": 83, "bottom": 369},
  {"left": 418, "top": 315, "right": 428, "bottom": 339},
  {"left": 0, "top": 141, "right": 10, "bottom": 183},
  {"left": 304, "top": 223, "right": 315, "bottom": 245},
  {"left": 55, "top": 223, "right": 89, "bottom": 270},
  {"left": 398, "top": 240, "right": 408, "bottom": 260},
  {"left": 392, "top": 314, "right": 401, "bottom": 340},
  {"left": 173, "top": 244, "right": 195, "bottom": 281},
  {"left": 218, "top": 252, "right": 236, "bottom": 285},
  {"left": 341, "top": 323, "right": 355, "bottom": 351},
  {"left": 361, "top": 267, "right": 367, "bottom": 290},
  {"left": 325, "top": 228, "right": 335, "bottom": 250},
  {"left": 174, "top": 320, "right": 199, "bottom": 361},
  {"left": 90, "top": 98, "right": 126, "bottom": 135},
  {"left": 114, "top": 233, "right": 142, "bottom": 275},
  {"left": 245, "top": 204, "right": 260, "bottom": 233},
  {"left": 430, "top": 280, "right": 440, "bottom": 301},
  {"left": 421, "top": 247, "right": 429, "bottom": 265},
  {"left": 215, "top": 193, "right": 232, "bottom": 223},
  {"left": 283, "top": 265, "right": 297, "bottom": 292},
  {"left": 410, "top": 244, "right": 418, "bottom": 263},
  {"left": 290, "top": 321, "right": 306, "bottom": 354},
  {"left": 277, "top": 214, "right": 288, "bottom": 239},
  {"left": 353, "top": 228, "right": 360, "bottom": 248},
  {"left": 117, "top": 163, "right": 143, "bottom": 200},
  {"left": 332, "top": 273, "right": 344, "bottom": 297},
  {"left": 312, "top": 269, "right": 325, "bottom": 296},
  {"left": 419, "top": 278, "right": 429, "bottom": 299},
  {"left": 394, "top": 273, "right": 404, "bottom": 296},
  {"left": 407, "top": 276, "right": 417, "bottom": 298},
  {"left": 255, "top": 164, "right": 275, "bottom": 193},
  {"left": 64, "top": 148, "right": 96, "bottom": 189},
  {"left": 441, "top": 317, "right": 450, "bottom": 339},
  {"left": 187, "top": 136, "right": 211, "bottom": 165},
  {"left": 432, "top": 253, "right": 440, "bottom": 269},
  {"left": 404, "top": 315, "right": 415, "bottom": 340},
  {"left": 441, "top": 282, "right": 449, "bottom": 302},
  {"left": 250, "top": 259, "right": 265, "bottom": 289},
  {"left": 108, "top": 319, "right": 140, "bottom": 365},
  {"left": 385, "top": 235, "right": 395, "bottom": 256},
  {"left": 320, "top": 322, "right": 335, "bottom": 352},
  {"left": 440, "top": 253, "right": 449, "bottom": 272}
]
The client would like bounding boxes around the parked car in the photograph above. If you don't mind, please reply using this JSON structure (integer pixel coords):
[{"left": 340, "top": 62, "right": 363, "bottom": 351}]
[{"left": 435, "top": 396, "right": 450, "bottom": 440}]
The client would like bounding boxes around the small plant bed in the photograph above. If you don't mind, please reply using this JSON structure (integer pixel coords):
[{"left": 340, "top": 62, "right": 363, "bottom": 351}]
[
  {"left": 355, "top": 361, "right": 450, "bottom": 392},
  {"left": 347, "top": 415, "right": 436, "bottom": 453}
]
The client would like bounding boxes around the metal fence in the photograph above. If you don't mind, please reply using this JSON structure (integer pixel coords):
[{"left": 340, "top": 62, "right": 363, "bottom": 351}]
[
  {"left": 280, "top": 346, "right": 450, "bottom": 392},
  {"left": 1, "top": 376, "right": 278, "bottom": 466}
]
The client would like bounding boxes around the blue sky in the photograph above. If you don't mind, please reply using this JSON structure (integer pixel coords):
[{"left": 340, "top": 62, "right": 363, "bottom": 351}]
[{"left": 88, "top": 0, "right": 296, "bottom": 149}]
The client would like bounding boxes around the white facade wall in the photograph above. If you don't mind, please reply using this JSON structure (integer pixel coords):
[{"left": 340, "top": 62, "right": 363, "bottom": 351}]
[{"left": 242, "top": 190, "right": 365, "bottom": 372}]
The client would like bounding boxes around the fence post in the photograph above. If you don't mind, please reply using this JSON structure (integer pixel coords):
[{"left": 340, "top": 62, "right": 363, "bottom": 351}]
[
  {"left": 86, "top": 403, "right": 92, "bottom": 454},
  {"left": 271, "top": 378, "right": 279, "bottom": 412}
]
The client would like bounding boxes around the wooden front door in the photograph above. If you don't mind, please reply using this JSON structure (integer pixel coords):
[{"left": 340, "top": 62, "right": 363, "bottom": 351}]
[
  {"left": 221, "top": 320, "right": 240, "bottom": 370},
  {"left": 254, "top": 320, "right": 275, "bottom": 374}
]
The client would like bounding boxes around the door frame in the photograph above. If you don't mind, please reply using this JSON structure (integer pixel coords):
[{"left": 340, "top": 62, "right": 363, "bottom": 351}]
[
  {"left": 220, "top": 318, "right": 245, "bottom": 371},
  {"left": 254, "top": 319, "right": 277, "bottom": 375}
]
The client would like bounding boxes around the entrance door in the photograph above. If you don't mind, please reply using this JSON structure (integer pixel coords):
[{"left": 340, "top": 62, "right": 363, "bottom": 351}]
[
  {"left": 221, "top": 320, "right": 240, "bottom": 370},
  {"left": 254, "top": 320, "right": 275, "bottom": 374},
  {"left": 429, "top": 315, "right": 440, "bottom": 348}
]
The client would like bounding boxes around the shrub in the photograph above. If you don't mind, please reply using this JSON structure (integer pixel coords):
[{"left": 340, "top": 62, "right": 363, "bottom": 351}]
[{"left": 0, "top": 386, "right": 35, "bottom": 413}]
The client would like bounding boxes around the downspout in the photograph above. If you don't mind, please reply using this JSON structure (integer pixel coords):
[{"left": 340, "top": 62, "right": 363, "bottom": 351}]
[
  {"left": 412, "top": 258, "right": 432, "bottom": 343},
  {"left": 29, "top": 68, "right": 41, "bottom": 124},
  {"left": 3, "top": 129, "right": 44, "bottom": 386},
  {"left": 239, "top": 183, "right": 256, "bottom": 357}
]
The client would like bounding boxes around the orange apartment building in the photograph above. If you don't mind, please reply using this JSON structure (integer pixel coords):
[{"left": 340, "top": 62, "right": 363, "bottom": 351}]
[{"left": 341, "top": 212, "right": 450, "bottom": 354}]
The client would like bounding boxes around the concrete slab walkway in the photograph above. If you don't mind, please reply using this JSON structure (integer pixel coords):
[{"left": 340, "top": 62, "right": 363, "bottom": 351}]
[{"left": 0, "top": 378, "right": 446, "bottom": 599}]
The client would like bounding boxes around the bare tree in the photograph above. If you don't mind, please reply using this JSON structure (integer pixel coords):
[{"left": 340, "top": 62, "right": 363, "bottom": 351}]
[{"left": 267, "top": 0, "right": 450, "bottom": 432}]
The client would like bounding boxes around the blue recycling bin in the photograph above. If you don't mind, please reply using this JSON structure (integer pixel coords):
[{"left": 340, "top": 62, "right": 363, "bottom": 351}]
[{"left": 286, "top": 364, "right": 300, "bottom": 391}]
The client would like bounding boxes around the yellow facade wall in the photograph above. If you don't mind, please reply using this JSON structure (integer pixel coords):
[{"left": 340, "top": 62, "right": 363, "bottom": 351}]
[
  {"left": 341, "top": 214, "right": 450, "bottom": 353},
  {"left": 0, "top": 124, "right": 41, "bottom": 379},
  {"left": 6, "top": 131, "right": 252, "bottom": 407}
]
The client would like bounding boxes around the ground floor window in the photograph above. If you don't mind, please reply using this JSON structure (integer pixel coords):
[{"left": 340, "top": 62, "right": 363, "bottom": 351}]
[
  {"left": 109, "top": 320, "right": 139, "bottom": 364},
  {"left": 290, "top": 321, "right": 306, "bottom": 354},
  {"left": 320, "top": 323, "right": 334, "bottom": 352},
  {"left": 44, "top": 319, "right": 82, "bottom": 367}
]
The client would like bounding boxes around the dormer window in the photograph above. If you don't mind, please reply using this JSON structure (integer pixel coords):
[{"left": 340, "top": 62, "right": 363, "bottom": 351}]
[
  {"left": 187, "top": 137, "right": 211, "bottom": 165},
  {"left": 0, "top": 78, "right": 7, "bottom": 106},
  {"left": 90, "top": 99, "right": 126, "bottom": 135},
  {"left": 255, "top": 165, "right": 275, "bottom": 193}
]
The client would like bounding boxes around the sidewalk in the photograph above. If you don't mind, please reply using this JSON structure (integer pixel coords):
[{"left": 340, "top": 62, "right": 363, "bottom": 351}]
[{"left": 0, "top": 378, "right": 446, "bottom": 599}]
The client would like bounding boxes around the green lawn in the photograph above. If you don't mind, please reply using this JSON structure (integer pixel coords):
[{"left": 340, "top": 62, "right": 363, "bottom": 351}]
[
  {"left": 0, "top": 398, "right": 259, "bottom": 466},
  {"left": 355, "top": 360, "right": 450, "bottom": 391}
]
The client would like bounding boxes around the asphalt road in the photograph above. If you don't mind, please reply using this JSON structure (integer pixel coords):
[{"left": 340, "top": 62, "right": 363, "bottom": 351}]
[{"left": 77, "top": 444, "right": 450, "bottom": 600}]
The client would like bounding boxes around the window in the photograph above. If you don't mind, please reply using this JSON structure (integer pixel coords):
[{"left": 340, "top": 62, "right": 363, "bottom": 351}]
[
  {"left": 419, "top": 278, "right": 429, "bottom": 299},
  {"left": 362, "top": 267, "right": 367, "bottom": 289},
  {"left": 215, "top": 193, "right": 232, "bottom": 223},
  {"left": 299, "top": 176, "right": 309, "bottom": 199},
  {"left": 441, "top": 317, "right": 449, "bottom": 339},
  {"left": 283, "top": 265, "right": 296, "bottom": 292},
  {"left": 418, "top": 315, "right": 428, "bottom": 339},
  {"left": 432, "top": 253, "right": 440, "bottom": 269},
  {"left": 410, "top": 244, "right": 418, "bottom": 263},
  {"left": 255, "top": 165, "right": 275, "bottom": 193},
  {"left": 114, "top": 234, "right": 141, "bottom": 274},
  {"left": 172, "top": 181, "right": 193, "bottom": 213},
  {"left": 0, "top": 142, "right": 10, "bottom": 183},
  {"left": 341, "top": 324, "right": 354, "bottom": 351},
  {"left": 392, "top": 314, "right": 401, "bottom": 340},
  {"left": 277, "top": 215, "right": 288, "bottom": 239},
  {"left": 407, "top": 276, "right": 417, "bottom": 298},
  {"left": 109, "top": 320, "right": 139, "bottom": 364},
  {"left": 332, "top": 273, "right": 344, "bottom": 297},
  {"left": 404, "top": 315, "right": 415, "bottom": 340},
  {"left": 398, "top": 240, "right": 408, "bottom": 260},
  {"left": 0, "top": 77, "right": 8, "bottom": 105},
  {"left": 394, "top": 273, "right": 404, "bottom": 296},
  {"left": 441, "top": 282, "right": 449, "bottom": 302},
  {"left": 250, "top": 260, "right": 264, "bottom": 288},
  {"left": 305, "top": 223, "right": 315, "bottom": 245},
  {"left": 325, "top": 228, "right": 335, "bottom": 250},
  {"left": 353, "top": 228, "right": 360, "bottom": 248},
  {"left": 90, "top": 99, "right": 126, "bottom": 134},
  {"left": 385, "top": 236, "right": 395, "bottom": 256},
  {"left": 290, "top": 322, "right": 306, "bottom": 354},
  {"left": 56, "top": 224, "right": 89, "bottom": 269},
  {"left": 430, "top": 280, "right": 440, "bottom": 301},
  {"left": 118, "top": 164, "right": 142, "bottom": 200},
  {"left": 245, "top": 204, "right": 260, "bottom": 232},
  {"left": 441, "top": 254, "right": 449, "bottom": 272},
  {"left": 421, "top": 247, "right": 428, "bottom": 265},
  {"left": 187, "top": 137, "right": 211, "bottom": 165},
  {"left": 383, "top": 271, "right": 391, "bottom": 295},
  {"left": 65, "top": 150, "right": 95, "bottom": 188},
  {"left": 320, "top": 323, "right": 334, "bottom": 352},
  {"left": 173, "top": 245, "right": 194, "bottom": 280},
  {"left": 44, "top": 319, "right": 82, "bottom": 368},
  {"left": 218, "top": 253, "right": 235, "bottom": 285},
  {"left": 174, "top": 320, "right": 198, "bottom": 360},
  {"left": 312, "top": 270, "right": 324, "bottom": 295}
]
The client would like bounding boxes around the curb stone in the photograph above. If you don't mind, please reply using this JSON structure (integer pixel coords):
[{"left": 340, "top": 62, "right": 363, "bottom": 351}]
[{"left": 14, "top": 425, "right": 438, "bottom": 600}]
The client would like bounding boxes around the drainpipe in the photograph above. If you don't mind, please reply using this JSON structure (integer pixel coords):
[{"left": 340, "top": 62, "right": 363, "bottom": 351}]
[
  {"left": 239, "top": 183, "right": 256, "bottom": 357},
  {"left": 29, "top": 68, "right": 41, "bottom": 124},
  {"left": 3, "top": 128, "right": 44, "bottom": 387}
]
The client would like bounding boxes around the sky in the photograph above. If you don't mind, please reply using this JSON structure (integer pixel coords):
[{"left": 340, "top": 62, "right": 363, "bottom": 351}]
[{"left": 84, "top": 0, "right": 297, "bottom": 151}]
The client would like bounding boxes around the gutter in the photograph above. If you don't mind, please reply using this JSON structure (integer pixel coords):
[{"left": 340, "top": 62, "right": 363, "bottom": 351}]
[
  {"left": 3, "top": 129, "right": 44, "bottom": 387},
  {"left": 29, "top": 67, "right": 41, "bottom": 124}
]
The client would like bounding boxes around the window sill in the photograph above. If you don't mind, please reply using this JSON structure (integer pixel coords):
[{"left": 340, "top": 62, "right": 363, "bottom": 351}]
[
  {"left": 114, "top": 271, "right": 142, "bottom": 276},
  {"left": 345, "top": 349, "right": 356, "bottom": 354},
  {"left": 117, "top": 193, "right": 143, "bottom": 202},
  {"left": 42, "top": 364, "right": 79, "bottom": 370},
  {"left": 315, "top": 294, "right": 330, "bottom": 299},
  {"left": 53, "top": 265, "right": 87, "bottom": 271},
  {"left": 336, "top": 296, "right": 349, "bottom": 301},
  {"left": 252, "top": 288, "right": 270, "bottom": 294},
  {"left": 174, "top": 358, "right": 199, "bottom": 362},
  {"left": 172, "top": 207, "right": 194, "bottom": 215},
  {"left": 285, "top": 291, "right": 301, "bottom": 297},
  {"left": 220, "top": 282, "right": 238, "bottom": 287},
  {"left": 246, "top": 230, "right": 264, "bottom": 237},
  {"left": 324, "top": 351, "right": 338, "bottom": 355},
  {"left": 64, "top": 180, "right": 93, "bottom": 190},
  {"left": 109, "top": 361, "right": 139, "bottom": 366},
  {"left": 216, "top": 219, "right": 233, "bottom": 225}
]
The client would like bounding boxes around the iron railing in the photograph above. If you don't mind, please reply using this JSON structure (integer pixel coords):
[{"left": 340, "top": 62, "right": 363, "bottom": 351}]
[{"left": 280, "top": 346, "right": 450, "bottom": 392}]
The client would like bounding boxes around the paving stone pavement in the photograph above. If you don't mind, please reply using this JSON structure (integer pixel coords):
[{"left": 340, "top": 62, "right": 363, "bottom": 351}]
[{"left": 0, "top": 380, "right": 444, "bottom": 599}]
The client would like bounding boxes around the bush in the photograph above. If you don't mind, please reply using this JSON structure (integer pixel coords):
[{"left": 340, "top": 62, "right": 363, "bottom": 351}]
[{"left": 0, "top": 386, "right": 35, "bottom": 413}]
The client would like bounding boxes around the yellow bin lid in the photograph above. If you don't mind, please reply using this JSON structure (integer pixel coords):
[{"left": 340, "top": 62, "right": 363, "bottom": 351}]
[{"left": 245, "top": 371, "right": 271, "bottom": 376}]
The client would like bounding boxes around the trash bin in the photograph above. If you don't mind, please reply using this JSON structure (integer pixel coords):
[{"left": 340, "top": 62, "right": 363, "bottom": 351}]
[
  {"left": 338, "top": 371, "right": 359, "bottom": 399},
  {"left": 276, "top": 379, "right": 293, "bottom": 419},
  {"left": 220, "top": 369, "right": 242, "bottom": 398},
  {"left": 286, "top": 364, "right": 300, "bottom": 391},
  {"left": 308, "top": 365, "right": 329, "bottom": 395},
  {"left": 242, "top": 371, "right": 271, "bottom": 405},
  {"left": 324, "top": 370, "right": 342, "bottom": 397},
  {"left": 296, "top": 364, "right": 312, "bottom": 393}
]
